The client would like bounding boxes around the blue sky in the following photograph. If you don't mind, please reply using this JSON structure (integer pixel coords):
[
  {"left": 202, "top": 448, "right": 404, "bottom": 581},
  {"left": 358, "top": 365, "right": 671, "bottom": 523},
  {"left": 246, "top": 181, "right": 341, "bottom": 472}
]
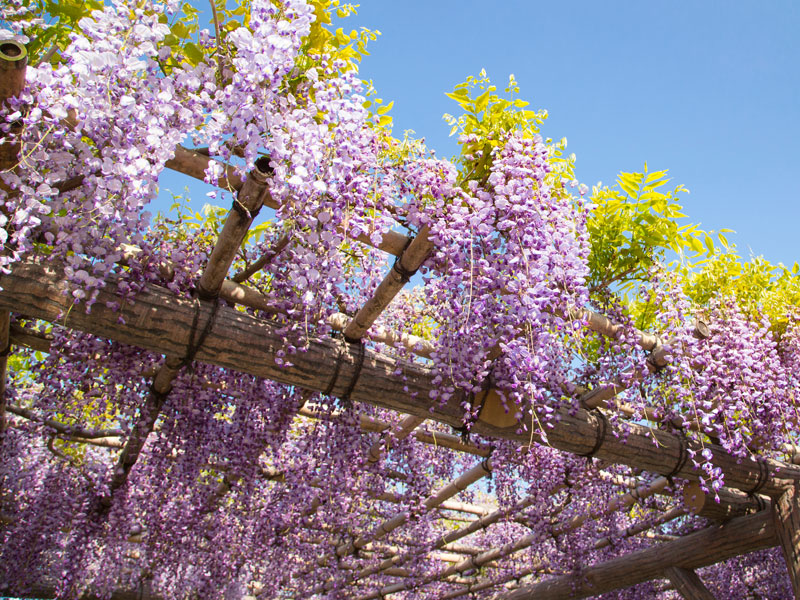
[
  {"left": 161, "top": 1, "right": 799, "bottom": 267},
  {"left": 351, "top": 1, "right": 799, "bottom": 267}
]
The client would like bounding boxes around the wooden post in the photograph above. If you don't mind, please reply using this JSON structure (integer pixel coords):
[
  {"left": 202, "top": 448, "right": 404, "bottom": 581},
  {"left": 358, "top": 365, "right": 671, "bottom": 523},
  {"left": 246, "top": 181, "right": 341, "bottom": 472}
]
[
  {"left": 0, "top": 39, "right": 27, "bottom": 176},
  {"left": 0, "top": 39, "right": 27, "bottom": 436},
  {"left": 664, "top": 567, "right": 717, "bottom": 600},
  {"left": 773, "top": 480, "right": 800, "bottom": 598}
]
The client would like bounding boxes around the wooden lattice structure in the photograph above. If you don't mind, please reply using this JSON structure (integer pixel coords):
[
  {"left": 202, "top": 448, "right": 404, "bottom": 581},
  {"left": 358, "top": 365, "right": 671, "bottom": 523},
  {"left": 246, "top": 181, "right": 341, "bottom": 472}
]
[{"left": 1, "top": 27, "right": 800, "bottom": 600}]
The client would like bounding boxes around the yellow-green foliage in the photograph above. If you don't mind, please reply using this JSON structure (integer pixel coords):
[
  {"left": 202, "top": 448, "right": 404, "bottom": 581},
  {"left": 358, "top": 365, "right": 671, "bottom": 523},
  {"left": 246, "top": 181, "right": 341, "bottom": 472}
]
[{"left": 686, "top": 250, "right": 800, "bottom": 337}]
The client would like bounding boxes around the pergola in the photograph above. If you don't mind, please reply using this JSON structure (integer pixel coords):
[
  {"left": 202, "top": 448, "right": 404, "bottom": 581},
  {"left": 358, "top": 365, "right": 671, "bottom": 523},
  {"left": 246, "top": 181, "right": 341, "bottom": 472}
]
[{"left": 1, "top": 28, "right": 798, "bottom": 600}]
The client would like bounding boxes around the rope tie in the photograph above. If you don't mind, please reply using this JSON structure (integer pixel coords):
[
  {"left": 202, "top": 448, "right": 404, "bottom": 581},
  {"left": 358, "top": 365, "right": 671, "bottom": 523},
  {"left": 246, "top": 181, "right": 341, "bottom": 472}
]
[
  {"left": 323, "top": 338, "right": 346, "bottom": 397},
  {"left": 231, "top": 197, "right": 261, "bottom": 221},
  {"left": 578, "top": 408, "right": 608, "bottom": 458},
  {"left": 746, "top": 457, "right": 769, "bottom": 498},
  {"left": 178, "top": 297, "right": 220, "bottom": 372},
  {"left": 195, "top": 283, "right": 220, "bottom": 302},
  {"left": 665, "top": 434, "right": 689, "bottom": 480},
  {"left": 340, "top": 338, "right": 365, "bottom": 407},
  {"left": 392, "top": 236, "right": 418, "bottom": 283},
  {"left": 323, "top": 334, "right": 365, "bottom": 406}
]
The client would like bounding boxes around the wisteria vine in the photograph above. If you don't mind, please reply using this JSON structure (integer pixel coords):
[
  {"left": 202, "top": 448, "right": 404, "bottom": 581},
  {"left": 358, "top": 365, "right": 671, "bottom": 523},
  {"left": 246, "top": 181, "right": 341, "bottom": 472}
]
[{"left": 0, "top": 0, "right": 799, "bottom": 599}]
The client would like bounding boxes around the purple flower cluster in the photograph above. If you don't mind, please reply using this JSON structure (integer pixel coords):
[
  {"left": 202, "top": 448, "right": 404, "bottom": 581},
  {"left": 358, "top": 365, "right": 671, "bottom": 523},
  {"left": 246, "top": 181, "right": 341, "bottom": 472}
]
[{"left": 1, "top": 1, "right": 799, "bottom": 599}]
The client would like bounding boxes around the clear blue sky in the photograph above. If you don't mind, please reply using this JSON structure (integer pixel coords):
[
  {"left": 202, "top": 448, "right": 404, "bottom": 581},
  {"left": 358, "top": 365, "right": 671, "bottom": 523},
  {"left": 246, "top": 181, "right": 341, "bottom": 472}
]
[
  {"left": 161, "top": 1, "right": 799, "bottom": 267},
  {"left": 352, "top": 1, "right": 800, "bottom": 267}
]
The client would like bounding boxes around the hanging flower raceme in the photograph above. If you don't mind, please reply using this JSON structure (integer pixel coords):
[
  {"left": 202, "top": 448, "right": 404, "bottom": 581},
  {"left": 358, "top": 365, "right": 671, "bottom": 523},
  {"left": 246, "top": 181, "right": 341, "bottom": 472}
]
[{"left": 403, "top": 130, "right": 590, "bottom": 431}]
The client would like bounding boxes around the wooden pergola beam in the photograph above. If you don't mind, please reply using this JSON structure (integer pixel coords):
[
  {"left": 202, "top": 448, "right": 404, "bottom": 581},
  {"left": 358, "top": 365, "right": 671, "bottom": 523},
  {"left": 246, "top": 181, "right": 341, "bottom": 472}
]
[
  {"left": 497, "top": 510, "right": 776, "bottom": 600},
  {"left": 664, "top": 567, "right": 717, "bottom": 600},
  {"left": 0, "top": 262, "right": 798, "bottom": 500}
]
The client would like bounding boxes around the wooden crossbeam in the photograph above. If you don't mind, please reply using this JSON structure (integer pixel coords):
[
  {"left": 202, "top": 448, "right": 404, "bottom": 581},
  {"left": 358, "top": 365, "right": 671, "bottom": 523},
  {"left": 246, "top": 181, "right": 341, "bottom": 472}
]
[
  {"left": 0, "top": 262, "right": 797, "bottom": 501},
  {"left": 496, "top": 510, "right": 776, "bottom": 600},
  {"left": 664, "top": 567, "right": 717, "bottom": 600}
]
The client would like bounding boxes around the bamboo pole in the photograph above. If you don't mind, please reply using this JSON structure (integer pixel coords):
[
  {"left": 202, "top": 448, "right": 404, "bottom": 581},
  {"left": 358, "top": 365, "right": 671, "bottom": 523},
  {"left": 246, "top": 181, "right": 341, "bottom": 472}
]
[
  {"left": 343, "top": 226, "right": 432, "bottom": 341},
  {"left": 308, "top": 460, "right": 495, "bottom": 596},
  {"left": 367, "top": 414, "right": 427, "bottom": 463},
  {"left": 497, "top": 510, "right": 776, "bottom": 600},
  {"left": 104, "top": 158, "right": 272, "bottom": 504},
  {"left": 196, "top": 156, "right": 271, "bottom": 298},
  {"left": 353, "top": 490, "right": 541, "bottom": 584},
  {"left": 0, "top": 39, "right": 27, "bottom": 175},
  {"left": 433, "top": 504, "right": 691, "bottom": 600},
  {"left": 102, "top": 355, "right": 182, "bottom": 506},
  {"left": 1, "top": 262, "right": 798, "bottom": 500},
  {"left": 297, "top": 408, "right": 491, "bottom": 456},
  {"left": 593, "top": 505, "right": 686, "bottom": 551}
]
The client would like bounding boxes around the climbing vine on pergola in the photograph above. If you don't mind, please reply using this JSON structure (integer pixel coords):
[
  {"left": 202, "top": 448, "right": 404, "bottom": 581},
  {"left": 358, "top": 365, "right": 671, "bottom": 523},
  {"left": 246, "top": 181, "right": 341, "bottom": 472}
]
[{"left": 1, "top": 2, "right": 799, "bottom": 599}]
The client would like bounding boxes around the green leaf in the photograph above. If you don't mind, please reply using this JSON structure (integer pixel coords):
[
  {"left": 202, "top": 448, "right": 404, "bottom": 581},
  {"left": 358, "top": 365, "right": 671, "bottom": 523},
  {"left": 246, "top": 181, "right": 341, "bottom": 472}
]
[
  {"left": 183, "top": 42, "right": 205, "bottom": 65},
  {"left": 376, "top": 100, "right": 393, "bottom": 115},
  {"left": 475, "top": 87, "right": 495, "bottom": 113},
  {"left": 704, "top": 233, "right": 714, "bottom": 254}
]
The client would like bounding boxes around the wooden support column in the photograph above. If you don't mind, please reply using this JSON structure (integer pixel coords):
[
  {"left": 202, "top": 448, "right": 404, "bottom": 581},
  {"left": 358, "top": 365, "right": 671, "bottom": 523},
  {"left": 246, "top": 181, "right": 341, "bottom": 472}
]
[
  {"left": 664, "top": 567, "right": 717, "bottom": 600},
  {"left": 0, "top": 39, "right": 27, "bottom": 437},
  {"left": 773, "top": 480, "right": 800, "bottom": 598}
]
